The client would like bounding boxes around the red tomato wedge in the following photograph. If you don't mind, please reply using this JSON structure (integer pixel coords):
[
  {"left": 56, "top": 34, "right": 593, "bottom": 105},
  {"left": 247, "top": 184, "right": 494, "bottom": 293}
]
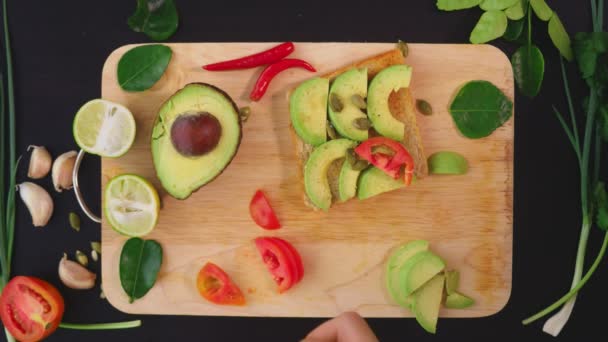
[
  {"left": 254, "top": 237, "right": 304, "bottom": 293},
  {"left": 249, "top": 190, "right": 281, "bottom": 229},
  {"left": 196, "top": 263, "right": 246, "bottom": 306},
  {"left": 354, "top": 137, "right": 415, "bottom": 185},
  {"left": 0, "top": 276, "right": 65, "bottom": 342}
]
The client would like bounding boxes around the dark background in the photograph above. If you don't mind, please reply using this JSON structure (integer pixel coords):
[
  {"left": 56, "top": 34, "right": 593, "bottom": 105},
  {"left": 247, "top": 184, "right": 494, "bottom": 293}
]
[{"left": 1, "top": 0, "right": 603, "bottom": 341}]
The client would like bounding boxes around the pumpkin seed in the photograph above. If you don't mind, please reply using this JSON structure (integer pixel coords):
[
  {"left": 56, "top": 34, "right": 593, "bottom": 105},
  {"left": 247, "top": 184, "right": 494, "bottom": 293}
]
[
  {"left": 69, "top": 212, "right": 81, "bottom": 232},
  {"left": 91, "top": 250, "right": 99, "bottom": 262},
  {"left": 416, "top": 99, "right": 433, "bottom": 115},
  {"left": 239, "top": 106, "right": 251, "bottom": 122},
  {"left": 327, "top": 122, "right": 339, "bottom": 140},
  {"left": 352, "top": 159, "right": 370, "bottom": 171},
  {"left": 91, "top": 241, "right": 101, "bottom": 254},
  {"left": 351, "top": 94, "right": 367, "bottom": 110},
  {"left": 397, "top": 40, "right": 409, "bottom": 58},
  {"left": 352, "top": 118, "right": 372, "bottom": 130},
  {"left": 329, "top": 93, "right": 344, "bottom": 112},
  {"left": 76, "top": 250, "right": 88, "bottom": 267}
]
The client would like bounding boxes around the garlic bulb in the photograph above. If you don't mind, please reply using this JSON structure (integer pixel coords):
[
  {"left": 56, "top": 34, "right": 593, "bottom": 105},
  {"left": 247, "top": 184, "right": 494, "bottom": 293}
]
[
  {"left": 58, "top": 253, "right": 96, "bottom": 289},
  {"left": 52, "top": 150, "right": 77, "bottom": 192},
  {"left": 17, "top": 182, "right": 54, "bottom": 227},
  {"left": 27, "top": 145, "right": 52, "bottom": 179}
]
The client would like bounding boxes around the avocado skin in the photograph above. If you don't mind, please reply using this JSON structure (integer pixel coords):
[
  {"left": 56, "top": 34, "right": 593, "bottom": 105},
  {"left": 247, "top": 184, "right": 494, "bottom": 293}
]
[{"left": 151, "top": 83, "right": 242, "bottom": 200}]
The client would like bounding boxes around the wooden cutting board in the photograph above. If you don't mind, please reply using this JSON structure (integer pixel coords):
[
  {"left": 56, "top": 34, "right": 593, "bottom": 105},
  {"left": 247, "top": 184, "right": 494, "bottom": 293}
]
[{"left": 100, "top": 43, "right": 513, "bottom": 317}]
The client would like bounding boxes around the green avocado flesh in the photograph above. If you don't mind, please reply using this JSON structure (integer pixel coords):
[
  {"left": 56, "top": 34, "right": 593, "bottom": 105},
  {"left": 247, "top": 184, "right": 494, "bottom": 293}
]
[
  {"left": 412, "top": 274, "right": 445, "bottom": 334},
  {"left": 357, "top": 167, "right": 405, "bottom": 200},
  {"left": 445, "top": 270, "right": 460, "bottom": 296},
  {"left": 385, "top": 240, "right": 429, "bottom": 308},
  {"left": 445, "top": 292, "right": 475, "bottom": 309},
  {"left": 151, "top": 83, "right": 242, "bottom": 199},
  {"left": 290, "top": 77, "right": 329, "bottom": 146},
  {"left": 367, "top": 65, "right": 412, "bottom": 141},
  {"left": 337, "top": 159, "right": 362, "bottom": 202},
  {"left": 428, "top": 151, "right": 468, "bottom": 175},
  {"left": 305, "top": 139, "right": 357, "bottom": 210},
  {"left": 399, "top": 251, "right": 445, "bottom": 296},
  {"left": 328, "top": 68, "right": 369, "bottom": 141}
]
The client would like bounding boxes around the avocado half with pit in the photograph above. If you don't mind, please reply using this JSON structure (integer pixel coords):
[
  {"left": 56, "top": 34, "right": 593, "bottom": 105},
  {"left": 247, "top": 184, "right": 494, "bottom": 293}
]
[{"left": 151, "top": 83, "right": 242, "bottom": 199}]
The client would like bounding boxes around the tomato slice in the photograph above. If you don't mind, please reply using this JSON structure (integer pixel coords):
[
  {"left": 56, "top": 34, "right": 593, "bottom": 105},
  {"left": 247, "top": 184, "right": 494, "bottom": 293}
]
[
  {"left": 249, "top": 190, "right": 281, "bottom": 230},
  {"left": 354, "top": 137, "right": 415, "bottom": 185},
  {"left": 254, "top": 237, "right": 304, "bottom": 293},
  {"left": 196, "top": 262, "right": 246, "bottom": 306},
  {"left": 0, "top": 276, "right": 65, "bottom": 342}
]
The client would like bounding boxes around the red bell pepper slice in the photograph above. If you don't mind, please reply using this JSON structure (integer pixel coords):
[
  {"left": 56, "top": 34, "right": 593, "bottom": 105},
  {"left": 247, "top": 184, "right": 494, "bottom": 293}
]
[
  {"left": 197, "top": 262, "right": 246, "bottom": 306},
  {"left": 250, "top": 190, "right": 281, "bottom": 230},
  {"left": 249, "top": 58, "right": 316, "bottom": 101},
  {"left": 202, "top": 42, "right": 295, "bottom": 71},
  {"left": 354, "top": 137, "right": 415, "bottom": 185},
  {"left": 254, "top": 237, "right": 304, "bottom": 293}
]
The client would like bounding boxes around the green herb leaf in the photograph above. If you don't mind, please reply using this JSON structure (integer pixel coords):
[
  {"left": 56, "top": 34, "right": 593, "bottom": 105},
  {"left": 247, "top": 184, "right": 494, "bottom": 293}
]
[
  {"left": 529, "top": 0, "right": 553, "bottom": 21},
  {"left": 594, "top": 182, "right": 608, "bottom": 231},
  {"left": 548, "top": 14, "right": 573, "bottom": 61},
  {"left": 480, "top": 0, "right": 518, "bottom": 11},
  {"left": 119, "top": 237, "right": 163, "bottom": 303},
  {"left": 504, "top": 0, "right": 528, "bottom": 20},
  {"left": 511, "top": 44, "right": 545, "bottom": 97},
  {"left": 503, "top": 18, "right": 525, "bottom": 41},
  {"left": 470, "top": 10, "right": 508, "bottom": 44},
  {"left": 573, "top": 32, "right": 608, "bottom": 79},
  {"left": 436, "top": 0, "right": 482, "bottom": 11},
  {"left": 117, "top": 44, "right": 172, "bottom": 92},
  {"left": 449, "top": 80, "right": 513, "bottom": 139},
  {"left": 128, "top": 0, "right": 178, "bottom": 41}
]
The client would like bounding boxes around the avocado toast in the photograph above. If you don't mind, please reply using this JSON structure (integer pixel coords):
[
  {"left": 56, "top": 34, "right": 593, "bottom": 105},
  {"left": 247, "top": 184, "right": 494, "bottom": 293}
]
[{"left": 289, "top": 48, "right": 428, "bottom": 210}]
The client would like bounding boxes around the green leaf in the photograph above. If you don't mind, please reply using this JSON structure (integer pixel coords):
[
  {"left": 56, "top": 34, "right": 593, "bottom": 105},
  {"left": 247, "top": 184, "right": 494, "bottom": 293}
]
[
  {"left": 511, "top": 44, "right": 545, "bottom": 97},
  {"left": 594, "top": 182, "right": 608, "bottom": 231},
  {"left": 503, "top": 18, "right": 525, "bottom": 41},
  {"left": 548, "top": 15, "right": 573, "bottom": 61},
  {"left": 117, "top": 44, "right": 172, "bottom": 92},
  {"left": 120, "top": 237, "right": 163, "bottom": 303},
  {"left": 529, "top": 0, "right": 553, "bottom": 21},
  {"left": 436, "top": 0, "right": 482, "bottom": 11},
  {"left": 128, "top": 0, "right": 178, "bottom": 41},
  {"left": 573, "top": 32, "right": 608, "bottom": 79},
  {"left": 470, "top": 10, "right": 508, "bottom": 44},
  {"left": 449, "top": 80, "right": 513, "bottom": 139},
  {"left": 505, "top": 0, "right": 528, "bottom": 20},
  {"left": 480, "top": 0, "right": 518, "bottom": 11}
]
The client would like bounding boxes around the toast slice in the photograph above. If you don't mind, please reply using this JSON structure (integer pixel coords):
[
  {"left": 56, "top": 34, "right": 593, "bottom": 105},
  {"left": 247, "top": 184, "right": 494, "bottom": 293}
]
[{"left": 290, "top": 48, "right": 427, "bottom": 209}]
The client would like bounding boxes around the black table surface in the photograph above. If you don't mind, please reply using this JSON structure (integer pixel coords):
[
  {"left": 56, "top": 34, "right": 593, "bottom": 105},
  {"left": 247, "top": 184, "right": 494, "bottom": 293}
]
[{"left": 2, "top": 0, "right": 604, "bottom": 341}]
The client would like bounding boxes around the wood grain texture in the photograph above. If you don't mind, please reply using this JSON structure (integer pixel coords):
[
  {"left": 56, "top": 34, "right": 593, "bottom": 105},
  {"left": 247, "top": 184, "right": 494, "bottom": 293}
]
[{"left": 100, "top": 43, "right": 514, "bottom": 317}]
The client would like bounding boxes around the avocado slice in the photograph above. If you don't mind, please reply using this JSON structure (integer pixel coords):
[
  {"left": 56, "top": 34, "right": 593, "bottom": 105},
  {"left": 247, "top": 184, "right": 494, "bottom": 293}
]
[
  {"left": 305, "top": 139, "right": 357, "bottom": 210},
  {"left": 151, "top": 83, "right": 242, "bottom": 199},
  {"left": 385, "top": 240, "right": 429, "bottom": 308},
  {"left": 444, "top": 270, "right": 460, "bottom": 296},
  {"left": 412, "top": 274, "right": 445, "bottom": 334},
  {"left": 337, "top": 159, "right": 363, "bottom": 202},
  {"left": 290, "top": 77, "right": 329, "bottom": 146},
  {"left": 367, "top": 65, "right": 412, "bottom": 141},
  {"left": 328, "top": 68, "right": 369, "bottom": 141},
  {"left": 445, "top": 292, "right": 475, "bottom": 309},
  {"left": 427, "top": 151, "right": 468, "bottom": 175},
  {"left": 357, "top": 167, "right": 405, "bottom": 200},
  {"left": 398, "top": 251, "right": 445, "bottom": 297}
]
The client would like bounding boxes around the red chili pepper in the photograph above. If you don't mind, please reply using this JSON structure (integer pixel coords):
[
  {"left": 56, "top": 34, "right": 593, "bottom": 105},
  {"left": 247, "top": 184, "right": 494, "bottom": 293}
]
[
  {"left": 354, "top": 137, "right": 415, "bottom": 185},
  {"left": 202, "top": 42, "right": 295, "bottom": 71},
  {"left": 249, "top": 59, "right": 316, "bottom": 101}
]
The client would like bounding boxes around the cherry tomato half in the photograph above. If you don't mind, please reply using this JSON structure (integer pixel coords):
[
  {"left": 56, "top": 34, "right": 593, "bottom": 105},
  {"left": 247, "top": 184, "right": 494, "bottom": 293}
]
[
  {"left": 254, "top": 237, "right": 304, "bottom": 293},
  {"left": 0, "top": 276, "right": 65, "bottom": 342},
  {"left": 196, "top": 262, "right": 246, "bottom": 306},
  {"left": 249, "top": 190, "right": 281, "bottom": 230}
]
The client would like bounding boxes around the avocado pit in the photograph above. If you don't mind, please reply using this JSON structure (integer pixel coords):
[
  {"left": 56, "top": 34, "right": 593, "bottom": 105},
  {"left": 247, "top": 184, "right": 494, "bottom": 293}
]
[{"left": 170, "top": 112, "right": 222, "bottom": 156}]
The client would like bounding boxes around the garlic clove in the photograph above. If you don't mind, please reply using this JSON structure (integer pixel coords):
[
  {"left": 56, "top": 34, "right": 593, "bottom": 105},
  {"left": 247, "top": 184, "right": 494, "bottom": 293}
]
[
  {"left": 58, "top": 253, "right": 96, "bottom": 289},
  {"left": 27, "top": 145, "right": 52, "bottom": 179},
  {"left": 52, "top": 150, "right": 77, "bottom": 192},
  {"left": 17, "top": 182, "right": 54, "bottom": 227}
]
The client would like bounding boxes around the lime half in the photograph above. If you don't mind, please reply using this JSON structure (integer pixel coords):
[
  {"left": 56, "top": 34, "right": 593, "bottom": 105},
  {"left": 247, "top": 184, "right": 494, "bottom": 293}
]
[
  {"left": 73, "top": 99, "right": 136, "bottom": 157},
  {"left": 104, "top": 174, "right": 160, "bottom": 237}
]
